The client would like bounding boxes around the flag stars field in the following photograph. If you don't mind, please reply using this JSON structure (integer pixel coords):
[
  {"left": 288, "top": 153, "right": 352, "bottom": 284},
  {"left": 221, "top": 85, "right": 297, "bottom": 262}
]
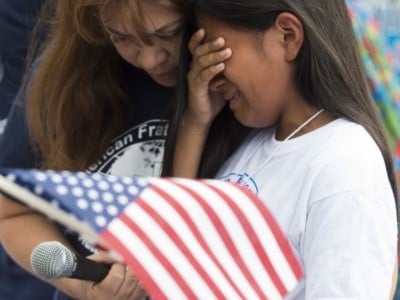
[{"left": 71, "top": 187, "right": 84, "bottom": 197}]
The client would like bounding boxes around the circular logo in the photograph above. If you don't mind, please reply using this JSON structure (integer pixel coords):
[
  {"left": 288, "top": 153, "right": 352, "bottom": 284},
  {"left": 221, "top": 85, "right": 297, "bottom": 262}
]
[{"left": 218, "top": 172, "right": 259, "bottom": 195}]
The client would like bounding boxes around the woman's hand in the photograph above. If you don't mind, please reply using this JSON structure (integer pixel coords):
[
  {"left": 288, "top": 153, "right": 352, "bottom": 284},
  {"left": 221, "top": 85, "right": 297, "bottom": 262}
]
[
  {"left": 186, "top": 28, "right": 232, "bottom": 128},
  {"left": 73, "top": 251, "right": 146, "bottom": 300}
]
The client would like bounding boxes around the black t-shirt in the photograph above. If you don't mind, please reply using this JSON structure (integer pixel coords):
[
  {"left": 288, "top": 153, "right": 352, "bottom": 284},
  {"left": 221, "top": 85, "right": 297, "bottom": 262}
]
[{"left": 0, "top": 62, "right": 173, "bottom": 299}]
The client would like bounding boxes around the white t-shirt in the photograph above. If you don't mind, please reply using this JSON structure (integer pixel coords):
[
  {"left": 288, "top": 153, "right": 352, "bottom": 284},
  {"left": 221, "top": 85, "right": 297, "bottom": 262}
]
[{"left": 217, "top": 118, "right": 397, "bottom": 299}]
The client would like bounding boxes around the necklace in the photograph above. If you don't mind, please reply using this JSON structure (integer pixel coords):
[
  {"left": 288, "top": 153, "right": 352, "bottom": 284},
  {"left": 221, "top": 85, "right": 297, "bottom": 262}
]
[{"left": 235, "top": 109, "right": 324, "bottom": 177}]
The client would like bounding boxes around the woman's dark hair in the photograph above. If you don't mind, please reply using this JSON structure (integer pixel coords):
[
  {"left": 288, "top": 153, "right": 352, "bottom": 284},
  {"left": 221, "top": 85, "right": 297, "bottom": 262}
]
[
  {"left": 163, "top": 0, "right": 398, "bottom": 203},
  {"left": 25, "top": 0, "right": 191, "bottom": 170}
]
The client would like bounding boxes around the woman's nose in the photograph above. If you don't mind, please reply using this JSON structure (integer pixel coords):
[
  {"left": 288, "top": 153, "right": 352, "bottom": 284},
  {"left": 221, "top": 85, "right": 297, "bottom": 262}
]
[{"left": 138, "top": 46, "right": 168, "bottom": 71}]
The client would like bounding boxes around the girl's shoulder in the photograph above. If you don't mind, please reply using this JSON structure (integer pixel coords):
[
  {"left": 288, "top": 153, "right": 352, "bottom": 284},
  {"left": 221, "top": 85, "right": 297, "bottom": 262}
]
[
  {"left": 317, "top": 118, "right": 381, "bottom": 160},
  {"left": 306, "top": 118, "right": 392, "bottom": 202}
]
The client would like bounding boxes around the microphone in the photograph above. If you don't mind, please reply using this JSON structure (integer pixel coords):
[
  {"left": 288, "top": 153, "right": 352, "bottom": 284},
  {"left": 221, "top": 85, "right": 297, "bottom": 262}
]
[{"left": 30, "top": 241, "right": 111, "bottom": 283}]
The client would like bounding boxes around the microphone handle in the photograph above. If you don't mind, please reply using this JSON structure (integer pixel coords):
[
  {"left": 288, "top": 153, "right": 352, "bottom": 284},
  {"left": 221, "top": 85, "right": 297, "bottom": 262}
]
[{"left": 72, "top": 255, "right": 111, "bottom": 283}]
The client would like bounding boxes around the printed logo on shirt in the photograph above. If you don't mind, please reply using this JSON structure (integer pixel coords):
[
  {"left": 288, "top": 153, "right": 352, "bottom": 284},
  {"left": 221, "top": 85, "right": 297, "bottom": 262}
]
[
  {"left": 218, "top": 172, "right": 259, "bottom": 195},
  {"left": 68, "top": 119, "right": 169, "bottom": 256},
  {"left": 88, "top": 119, "right": 169, "bottom": 177}
]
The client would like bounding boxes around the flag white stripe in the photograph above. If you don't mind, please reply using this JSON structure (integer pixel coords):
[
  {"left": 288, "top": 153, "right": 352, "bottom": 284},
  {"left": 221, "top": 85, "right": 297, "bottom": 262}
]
[
  {"left": 152, "top": 179, "right": 260, "bottom": 299},
  {"left": 207, "top": 180, "right": 299, "bottom": 290},
  {"left": 124, "top": 204, "right": 218, "bottom": 299},
  {"left": 108, "top": 218, "right": 188, "bottom": 300},
  {"left": 174, "top": 178, "right": 282, "bottom": 299},
  {"left": 141, "top": 188, "right": 242, "bottom": 299}
]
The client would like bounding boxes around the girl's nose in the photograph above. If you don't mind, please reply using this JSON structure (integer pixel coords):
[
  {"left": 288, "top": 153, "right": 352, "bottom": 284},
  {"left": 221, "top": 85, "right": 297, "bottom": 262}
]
[{"left": 209, "top": 77, "right": 227, "bottom": 92}]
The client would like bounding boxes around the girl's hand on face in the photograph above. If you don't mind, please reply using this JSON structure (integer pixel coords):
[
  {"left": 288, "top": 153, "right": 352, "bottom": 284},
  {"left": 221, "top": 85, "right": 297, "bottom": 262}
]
[
  {"left": 75, "top": 251, "right": 147, "bottom": 300},
  {"left": 186, "top": 29, "right": 232, "bottom": 128}
]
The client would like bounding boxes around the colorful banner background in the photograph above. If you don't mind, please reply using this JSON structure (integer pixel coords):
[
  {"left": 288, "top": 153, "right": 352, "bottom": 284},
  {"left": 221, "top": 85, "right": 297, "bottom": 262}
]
[{"left": 348, "top": 1, "right": 400, "bottom": 298}]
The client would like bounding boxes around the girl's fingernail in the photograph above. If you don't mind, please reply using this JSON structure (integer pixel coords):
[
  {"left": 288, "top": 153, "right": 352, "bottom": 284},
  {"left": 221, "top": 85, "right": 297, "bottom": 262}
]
[
  {"left": 214, "top": 38, "right": 223, "bottom": 46},
  {"left": 221, "top": 48, "right": 232, "bottom": 56}
]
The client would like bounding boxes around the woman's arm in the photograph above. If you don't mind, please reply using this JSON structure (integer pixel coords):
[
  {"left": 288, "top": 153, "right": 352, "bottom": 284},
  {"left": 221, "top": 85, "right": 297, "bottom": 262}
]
[
  {"left": 0, "top": 194, "right": 83, "bottom": 297},
  {"left": 0, "top": 195, "right": 145, "bottom": 299}
]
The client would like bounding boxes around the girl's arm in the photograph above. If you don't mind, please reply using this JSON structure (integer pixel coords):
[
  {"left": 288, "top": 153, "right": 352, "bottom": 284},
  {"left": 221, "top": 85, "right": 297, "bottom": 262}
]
[
  {"left": 173, "top": 113, "right": 212, "bottom": 178},
  {"left": 0, "top": 195, "right": 145, "bottom": 299},
  {"left": 172, "top": 29, "right": 231, "bottom": 177},
  {"left": 390, "top": 257, "right": 398, "bottom": 299}
]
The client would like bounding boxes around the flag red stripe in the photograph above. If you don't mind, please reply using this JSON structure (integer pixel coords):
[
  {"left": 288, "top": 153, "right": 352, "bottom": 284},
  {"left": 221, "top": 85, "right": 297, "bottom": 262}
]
[
  {"left": 150, "top": 184, "right": 246, "bottom": 299},
  {"left": 175, "top": 181, "right": 267, "bottom": 300},
  {"left": 101, "top": 229, "right": 168, "bottom": 300},
  {"left": 237, "top": 185, "right": 303, "bottom": 279},
  {"left": 137, "top": 199, "right": 225, "bottom": 299},
  {"left": 120, "top": 212, "right": 198, "bottom": 299},
  {"left": 208, "top": 184, "right": 288, "bottom": 296}
]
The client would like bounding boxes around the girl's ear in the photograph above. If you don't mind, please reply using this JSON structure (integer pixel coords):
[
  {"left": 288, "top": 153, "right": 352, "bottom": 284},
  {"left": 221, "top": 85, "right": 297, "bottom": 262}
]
[{"left": 274, "top": 12, "right": 304, "bottom": 61}]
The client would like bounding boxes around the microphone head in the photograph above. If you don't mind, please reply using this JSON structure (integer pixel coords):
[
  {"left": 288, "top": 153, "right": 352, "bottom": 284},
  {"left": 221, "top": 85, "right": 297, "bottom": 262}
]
[{"left": 30, "top": 241, "right": 77, "bottom": 280}]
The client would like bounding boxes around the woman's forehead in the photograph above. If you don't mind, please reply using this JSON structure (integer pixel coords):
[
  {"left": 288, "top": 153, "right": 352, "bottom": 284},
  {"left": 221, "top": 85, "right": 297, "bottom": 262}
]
[{"left": 103, "top": 0, "right": 181, "bottom": 35}]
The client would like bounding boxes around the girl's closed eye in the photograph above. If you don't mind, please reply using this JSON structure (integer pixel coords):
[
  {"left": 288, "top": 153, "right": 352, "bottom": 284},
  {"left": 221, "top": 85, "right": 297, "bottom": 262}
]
[{"left": 211, "top": 72, "right": 226, "bottom": 83}]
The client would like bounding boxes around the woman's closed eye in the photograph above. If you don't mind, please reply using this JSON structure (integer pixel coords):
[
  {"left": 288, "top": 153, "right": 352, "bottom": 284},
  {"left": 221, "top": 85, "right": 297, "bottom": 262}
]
[
  {"left": 154, "top": 27, "right": 182, "bottom": 41},
  {"left": 110, "top": 34, "right": 140, "bottom": 46}
]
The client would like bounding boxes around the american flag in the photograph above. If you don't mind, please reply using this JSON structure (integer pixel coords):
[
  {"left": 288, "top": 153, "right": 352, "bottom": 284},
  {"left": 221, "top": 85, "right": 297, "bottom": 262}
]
[{"left": 0, "top": 169, "right": 303, "bottom": 299}]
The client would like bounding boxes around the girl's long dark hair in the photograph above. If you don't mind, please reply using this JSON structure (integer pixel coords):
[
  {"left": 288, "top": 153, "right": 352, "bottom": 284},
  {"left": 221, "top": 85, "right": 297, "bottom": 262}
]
[{"left": 165, "top": 0, "right": 398, "bottom": 206}]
